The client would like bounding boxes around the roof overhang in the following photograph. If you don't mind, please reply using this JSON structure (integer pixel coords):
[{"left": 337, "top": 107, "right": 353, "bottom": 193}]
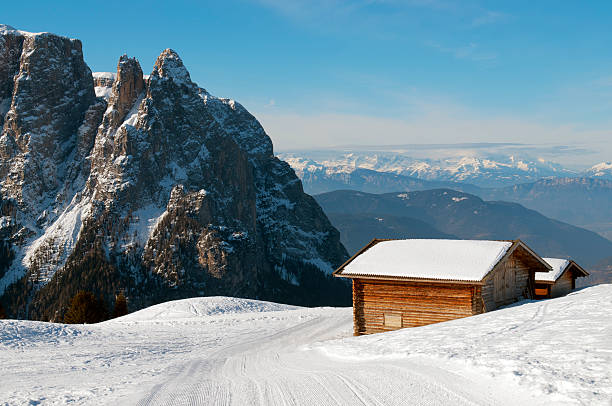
[
  {"left": 568, "top": 261, "right": 590, "bottom": 277},
  {"left": 336, "top": 273, "right": 484, "bottom": 285}
]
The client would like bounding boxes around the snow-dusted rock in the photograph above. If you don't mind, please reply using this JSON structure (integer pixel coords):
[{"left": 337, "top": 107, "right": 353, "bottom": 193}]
[{"left": 0, "top": 29, "right": 349, "bottom": 320}]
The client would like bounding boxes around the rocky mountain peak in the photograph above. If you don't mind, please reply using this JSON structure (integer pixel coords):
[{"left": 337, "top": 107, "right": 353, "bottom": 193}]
[
  {"left": 0, "top": 26, "right": 94, "bottom": 209},
  {"left": 152, "top": 48, "right": 192, "bottom": 86},
  {"left": 105, "top": 54, "right": 144, "bottom": 127},
  {"left": 0, "top": 29, "right": 350, "bottom": 321}
]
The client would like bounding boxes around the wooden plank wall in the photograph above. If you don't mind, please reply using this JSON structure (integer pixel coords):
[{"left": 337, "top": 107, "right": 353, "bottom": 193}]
[
  {"left": 551, "top": 270, "right": 573, "bottom": 298},
  {"left": 353, "top": 279, "right": 474, "bottom": 335},
  {"left": 480, "top": 251, "right": 533, "bottom": 311}
]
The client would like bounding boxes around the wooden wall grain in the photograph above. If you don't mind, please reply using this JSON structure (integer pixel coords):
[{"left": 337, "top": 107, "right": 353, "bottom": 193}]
[
  {"left": 551, "top": 270, "right": 573, "bottom": 298},
  {"left": 481, "top": 250, "right": 533, "bottom": 311},
  {"left": 353, "top": 279, "right": 475, "bottom": 335}
]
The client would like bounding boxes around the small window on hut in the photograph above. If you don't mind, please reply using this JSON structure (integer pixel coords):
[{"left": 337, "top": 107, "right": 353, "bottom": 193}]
[{"left": 384, "top": 313, "right": 402, "bottom": 328}]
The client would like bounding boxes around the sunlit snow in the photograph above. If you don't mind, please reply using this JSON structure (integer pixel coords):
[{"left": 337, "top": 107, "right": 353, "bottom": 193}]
[{"left": 1, "top": 286, "right": 609, "bottom": 405}]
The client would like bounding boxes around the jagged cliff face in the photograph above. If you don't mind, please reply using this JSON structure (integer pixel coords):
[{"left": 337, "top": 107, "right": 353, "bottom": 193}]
[{"left": 0, "top": 26, "right": 349, "bottom": 319}]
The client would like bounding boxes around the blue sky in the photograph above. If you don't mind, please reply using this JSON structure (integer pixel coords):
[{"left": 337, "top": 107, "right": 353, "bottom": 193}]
[{"left": 4, "top": 1, "right": 612, "bottom": 165}]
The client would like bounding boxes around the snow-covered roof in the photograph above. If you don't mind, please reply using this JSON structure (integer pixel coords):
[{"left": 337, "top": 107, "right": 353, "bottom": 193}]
[
  {"left": 336, "top": 239, "right": 515, "bottom": 282},
  {"left": 536, "top": 258, "right": 570, "bottom": 282},
  {"left": 537, "top": 258, "right": 588, "bottom": 282}
]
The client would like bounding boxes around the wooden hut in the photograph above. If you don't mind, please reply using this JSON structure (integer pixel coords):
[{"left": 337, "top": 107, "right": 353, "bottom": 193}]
[
  {"left": 333, "top": 239, "right": 551, "bottom": 335},
  {"left": 534, "top": 258, "right": 589, "bottom": 299}
]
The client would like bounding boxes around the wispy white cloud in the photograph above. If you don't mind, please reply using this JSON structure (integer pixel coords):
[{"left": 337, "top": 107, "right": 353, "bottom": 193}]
[
  {"left": 470, "top": 10, "right": 508, "bottom": 27},
  {"left": 254, "top": 0, "right": 507, "bottom": 26},
  {"left": 425, "top": 40, "right": 497, "bottom": 62}
]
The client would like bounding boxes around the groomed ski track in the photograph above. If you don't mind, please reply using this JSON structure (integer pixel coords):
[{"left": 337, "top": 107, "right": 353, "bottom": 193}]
[{"left": 135, "top": 310, "right": 533, "bottom": 406}]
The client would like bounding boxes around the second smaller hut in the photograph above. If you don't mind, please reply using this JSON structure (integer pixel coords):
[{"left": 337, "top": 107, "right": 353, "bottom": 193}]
[{"left": 535, "top": 258, "right": 589, "bottom": 299}]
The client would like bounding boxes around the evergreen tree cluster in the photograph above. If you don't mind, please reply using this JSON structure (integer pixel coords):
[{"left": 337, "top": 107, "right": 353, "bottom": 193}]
[
  {"left": 111, "top": 292, "right": 128, "bottom": 318},
  {"left": 63, "top": 291, "right": 107, "bottom": 324},
  {"left": 63, "top": 290, "right": 130, "bottom": 324}
]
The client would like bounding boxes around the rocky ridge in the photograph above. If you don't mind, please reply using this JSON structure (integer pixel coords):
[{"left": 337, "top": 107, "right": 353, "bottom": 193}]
[{"left": 0, "top": 26, "right": 349, "bottom": 319}]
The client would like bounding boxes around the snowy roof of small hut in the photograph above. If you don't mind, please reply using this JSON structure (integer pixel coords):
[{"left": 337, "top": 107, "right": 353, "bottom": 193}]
[
  {"left": 336, "top": 239, "right": 515, "bottom": 282},
  {"left": 536, "top": 258, "right": 584, "bottom": 282}
]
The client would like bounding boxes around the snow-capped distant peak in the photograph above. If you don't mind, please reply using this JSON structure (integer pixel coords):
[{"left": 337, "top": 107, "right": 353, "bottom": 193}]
[
  {"left": 587, "top": 162, "right": 612, "bottom": 177},
  {"left": 591, "top": 161, "right": 612, "bottom": 169}
]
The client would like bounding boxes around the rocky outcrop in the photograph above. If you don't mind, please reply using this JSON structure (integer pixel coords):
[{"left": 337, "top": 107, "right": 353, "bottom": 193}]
[
  {"left": 102, "top": 55, "right": 143, "bottom": 129},
  {"left": 0, "top": 28, "right": 350, "bottom": 320},
  {"left": 0, "top": 26, "right": 97, "bottom": 294},
  {"left": 92, "top": 72, "right": 115, "bottom": 88}
]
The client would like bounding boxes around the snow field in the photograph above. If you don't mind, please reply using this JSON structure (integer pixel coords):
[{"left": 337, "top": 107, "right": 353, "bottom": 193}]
[{"left": 0, "top": 286, "right": 610, "bottom": 405}]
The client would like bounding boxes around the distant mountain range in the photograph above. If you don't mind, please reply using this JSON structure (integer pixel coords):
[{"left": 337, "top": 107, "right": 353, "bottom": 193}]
[
  {"left": 279, "top": 151, "right": 594, "bottom": 188},
  {"left": 281, "top": 152, "right": 612, "bottom": 241},
  {"left": 588, "top": 256, "right": 612, "bottom": 286},
  {"left": 479, "top": 177, "right": 612, "bottom": 241},
  {"left": 314, "top": 190, "right": 612, "bottom": 274}
]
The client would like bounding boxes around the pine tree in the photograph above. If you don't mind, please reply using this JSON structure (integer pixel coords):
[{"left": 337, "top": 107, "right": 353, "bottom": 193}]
[
  {"left": 0, "top": 302, "right": 6, "bottom": 319},
  {"left": 111, "top": 292, "right": 128, "bottom": 318},
  {"left": 63, "top": 291, "right": 107, "bottom": 324}
]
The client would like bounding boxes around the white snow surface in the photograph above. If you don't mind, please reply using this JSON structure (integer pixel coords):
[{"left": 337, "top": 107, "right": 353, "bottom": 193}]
[
  {"left": 92, "top": 72, "right": 117, "bottom": 80},
  {"left": 0, "top": 286, "right": 611, "bottom": 405},
  {"left": 94, "top": 86, "right": 113, "bottom": 100},
  {"left": 340, "top": 239, "right": 513, "bottom": 281},
  {"left": 537, "top": 258, "right": 571, "bottom": 282},
  {"left": 125, "top": 204, "right": 167, "bottom": 248},
  {"left": 118, "top": 296, "right": 298, "bottom": 322}
]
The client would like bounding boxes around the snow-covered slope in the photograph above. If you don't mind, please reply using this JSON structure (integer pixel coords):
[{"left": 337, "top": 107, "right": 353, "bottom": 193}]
[
  {"left": 117, "top": 296, "right": 297, "bottom": 322},
  {"left": 1, "top": 286, "right": 610, "bottom": 405},
  {"left": 316, "top": 285, "right": 612, "bottom": 405}
]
